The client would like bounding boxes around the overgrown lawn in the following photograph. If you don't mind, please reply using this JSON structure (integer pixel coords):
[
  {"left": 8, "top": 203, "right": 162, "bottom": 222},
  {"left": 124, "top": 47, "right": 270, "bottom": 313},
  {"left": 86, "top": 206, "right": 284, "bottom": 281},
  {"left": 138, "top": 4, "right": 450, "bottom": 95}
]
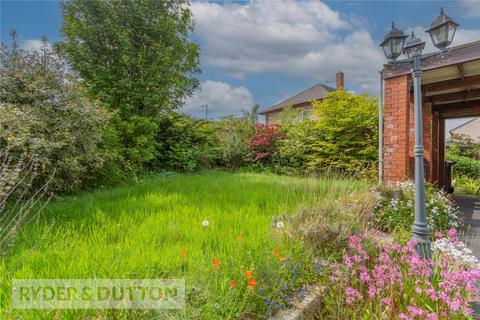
[{"left": 1, "top": 170, "right": 368, "bottom": 319}]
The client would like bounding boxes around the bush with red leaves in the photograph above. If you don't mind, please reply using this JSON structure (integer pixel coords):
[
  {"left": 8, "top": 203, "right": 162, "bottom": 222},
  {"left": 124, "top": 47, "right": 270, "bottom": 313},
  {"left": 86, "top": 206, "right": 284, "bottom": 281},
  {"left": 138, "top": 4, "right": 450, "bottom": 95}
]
[{"left": 249, "top": 124, "right": 284, "bottom": 162}]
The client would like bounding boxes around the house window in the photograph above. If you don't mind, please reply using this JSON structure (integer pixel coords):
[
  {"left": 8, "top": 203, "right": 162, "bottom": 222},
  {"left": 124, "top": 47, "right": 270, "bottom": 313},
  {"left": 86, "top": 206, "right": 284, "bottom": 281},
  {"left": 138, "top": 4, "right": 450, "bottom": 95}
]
[{"left": 298, "top": 108, "right": 310, "bottom": 121}]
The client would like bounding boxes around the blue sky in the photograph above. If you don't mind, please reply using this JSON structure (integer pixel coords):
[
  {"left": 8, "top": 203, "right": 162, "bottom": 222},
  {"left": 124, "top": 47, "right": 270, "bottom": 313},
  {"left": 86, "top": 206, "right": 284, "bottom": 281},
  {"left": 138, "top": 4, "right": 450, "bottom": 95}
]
[{"left": 1, "top": 0, "right": 479, "bottom": 122}]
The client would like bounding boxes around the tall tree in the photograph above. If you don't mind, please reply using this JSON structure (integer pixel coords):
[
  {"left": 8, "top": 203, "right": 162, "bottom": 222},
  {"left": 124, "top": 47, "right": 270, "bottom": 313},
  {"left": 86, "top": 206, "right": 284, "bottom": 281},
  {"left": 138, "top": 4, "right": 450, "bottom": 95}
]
[
  {"left": 57, "top": 0, "right": 200, "bottom": 117},
  {"left": 57, "top": 0, "right": 201, "bottom": 171}
]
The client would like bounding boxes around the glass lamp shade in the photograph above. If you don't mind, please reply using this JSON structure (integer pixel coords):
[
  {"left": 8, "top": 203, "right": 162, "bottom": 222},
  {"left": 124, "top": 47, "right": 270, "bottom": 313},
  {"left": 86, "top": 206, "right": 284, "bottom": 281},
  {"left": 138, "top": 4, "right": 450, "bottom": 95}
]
[
  {"left": 426, "top": 8, "right": 459, "bottom": 50},
  {"left": 403, "top": 32, "right": 426, "bottom": 59},
  {"left": 379, "top": 22, "right": 408, "bottom": 61}
]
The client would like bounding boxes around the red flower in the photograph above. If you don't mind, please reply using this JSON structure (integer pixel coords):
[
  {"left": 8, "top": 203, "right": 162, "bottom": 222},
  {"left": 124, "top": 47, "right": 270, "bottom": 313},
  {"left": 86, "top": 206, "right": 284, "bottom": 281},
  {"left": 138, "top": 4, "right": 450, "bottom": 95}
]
[
  {"left": 245, "top": 270, "right": 253, "bottom": 278},
  {"left": 248, "top": 279, "right": 257, "bottom": 287},
  {"left": 230, "top": 281, "right": 237, "bottom": 287},
  {"left": 273, "top": 249, "right": 280, "bottom": 255},
  {"left": 212, "top": 260, "right": 221, "bottom": 266}
]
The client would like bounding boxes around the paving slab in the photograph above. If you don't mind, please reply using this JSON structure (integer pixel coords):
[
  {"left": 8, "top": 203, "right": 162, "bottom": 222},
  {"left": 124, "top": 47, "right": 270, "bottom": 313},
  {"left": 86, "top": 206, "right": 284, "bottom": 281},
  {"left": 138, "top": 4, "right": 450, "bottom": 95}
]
[{"left": 453, "top": 194, "right": 480, "bottom": 318}]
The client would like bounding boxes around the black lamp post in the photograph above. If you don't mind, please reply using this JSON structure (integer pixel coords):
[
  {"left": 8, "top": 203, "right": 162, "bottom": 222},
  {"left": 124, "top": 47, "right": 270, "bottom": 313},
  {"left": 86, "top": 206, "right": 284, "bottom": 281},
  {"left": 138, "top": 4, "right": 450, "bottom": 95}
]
[
  {"left": 379, "top": 8, "right": 459, "bottom": 259},
  {"left": 426, "top": 7, "right": 460, "bottom": 51},
  {"left": 379, "top": 22, "right": 408, "bottom": 61}
]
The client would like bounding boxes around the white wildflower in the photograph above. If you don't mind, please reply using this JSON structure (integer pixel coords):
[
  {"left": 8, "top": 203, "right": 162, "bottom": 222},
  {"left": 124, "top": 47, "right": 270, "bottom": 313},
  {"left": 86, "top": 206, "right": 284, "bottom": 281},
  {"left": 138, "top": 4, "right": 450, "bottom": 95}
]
[
  {"left": 276, "top": 221, "right": 285, "bottom": 229},
  {"left": 432, "top": 238, "right": 479, "bottom": 268},
  {"left": 202, "top": 220, "right": 209, "bottom": 227}
]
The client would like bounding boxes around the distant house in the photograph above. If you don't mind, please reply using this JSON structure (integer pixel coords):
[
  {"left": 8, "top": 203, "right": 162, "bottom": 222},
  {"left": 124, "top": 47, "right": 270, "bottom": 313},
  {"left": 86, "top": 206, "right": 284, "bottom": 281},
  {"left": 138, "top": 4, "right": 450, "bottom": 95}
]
[
  {"left": 259, "top": 71, "right": 344, "bottom": 125},
  {"left": 449, "top": 118, "right": 480, "bottom": 141}
]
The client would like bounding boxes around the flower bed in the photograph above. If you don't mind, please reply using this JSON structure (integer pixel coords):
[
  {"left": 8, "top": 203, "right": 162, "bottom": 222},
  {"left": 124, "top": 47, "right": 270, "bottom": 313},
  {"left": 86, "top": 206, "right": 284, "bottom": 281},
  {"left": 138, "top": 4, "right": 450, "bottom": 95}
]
[
  {"left": 317, "top": 230, "right": 480, "bottom": 319},
  {"left": 374, "top": 181, "right": 462, "bottom": 234}
]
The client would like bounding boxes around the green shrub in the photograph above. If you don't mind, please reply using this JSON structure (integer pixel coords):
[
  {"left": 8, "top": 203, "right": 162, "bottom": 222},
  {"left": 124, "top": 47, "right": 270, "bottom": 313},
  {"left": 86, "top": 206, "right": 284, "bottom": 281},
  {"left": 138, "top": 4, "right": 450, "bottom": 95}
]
[
  {"left": 114, "top": 114, "right": 159, "bottom": 172},
  {"left": 156, "top": 114, "right": 218, "bottom": 172},
  {"left": 447, "top": 152, "right": 480, "bottom": 179},
  {"left": 310, "top": 90, "right": 378, "bottom": 173},
  {"left": 0, "top": 34, "right": 112, "bottom": 193},
  {"left": 447, "top": 133, "right": 480, "bottom": 160},
  {"left": 214, "top": 112, "right": 257, "bottom": 168},
  {"left": 452, "top": 175, "right": 480, "bottom": 195},
  {"left": 374, "top": 181, "right": 461, "bottom": 233},
  {"left": 273, "top": 120, "right": 318, "bottom": 175},
  {"left": 270, "top": 90, "right": 378, "bottom": 176},
  {"left": 207, "top": 105, "right": 259, "bottom": 169}
]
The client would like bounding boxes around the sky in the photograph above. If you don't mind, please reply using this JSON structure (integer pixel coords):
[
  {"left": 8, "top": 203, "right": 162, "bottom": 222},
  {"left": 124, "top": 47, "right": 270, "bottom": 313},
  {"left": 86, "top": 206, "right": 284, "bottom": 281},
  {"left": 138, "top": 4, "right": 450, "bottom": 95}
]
[{"left": 1, "top": 0, "right": 480, "bottom": 124}]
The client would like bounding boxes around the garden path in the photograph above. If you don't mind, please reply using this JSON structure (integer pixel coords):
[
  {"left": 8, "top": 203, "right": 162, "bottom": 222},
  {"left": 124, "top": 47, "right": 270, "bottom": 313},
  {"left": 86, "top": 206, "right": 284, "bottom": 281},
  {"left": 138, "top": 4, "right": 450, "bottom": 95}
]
[{"left": 453, "top": 194, "right": 480, "bottom": 318}]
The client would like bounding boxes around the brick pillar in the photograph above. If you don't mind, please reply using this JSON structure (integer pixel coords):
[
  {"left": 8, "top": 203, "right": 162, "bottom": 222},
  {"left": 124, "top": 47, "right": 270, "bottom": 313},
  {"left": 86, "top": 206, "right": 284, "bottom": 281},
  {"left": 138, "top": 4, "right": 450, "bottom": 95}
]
[
  {"left": 431, "top": 111, "right": 440, "bottom": 184},
  {"left": 407, "top": 97, "right": 433, "bottom": 182},
  {"left": 422, "top": 102, "right": 433, "bottom": 182},
  {"left": 383, "top": 74, "right": 411, "bottom": 183}
]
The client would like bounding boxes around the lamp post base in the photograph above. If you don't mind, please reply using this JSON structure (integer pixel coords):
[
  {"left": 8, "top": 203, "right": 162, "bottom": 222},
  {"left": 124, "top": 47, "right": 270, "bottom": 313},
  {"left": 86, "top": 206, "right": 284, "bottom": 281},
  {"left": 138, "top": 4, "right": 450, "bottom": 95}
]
[{"left": 412, "top": 234, "right": 432, "bottom": 259}]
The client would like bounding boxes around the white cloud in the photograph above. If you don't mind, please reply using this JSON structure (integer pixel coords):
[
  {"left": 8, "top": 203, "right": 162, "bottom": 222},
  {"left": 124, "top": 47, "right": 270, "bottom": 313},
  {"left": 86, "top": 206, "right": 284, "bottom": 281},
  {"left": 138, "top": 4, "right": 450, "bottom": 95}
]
[
  {"left": 460, "top": 0, "right": 480, "bottom": 17},
  {"left": 20, "top": 39, "right": 51, "bottom": 52},
  {"left": 181, "top": 80, "right": 254, "bottom": 118},
  {"left": 227, "top": 71, "right": 246, "bottom": 80},
  {"left": 191, "top": 0, "right": 384, "bottom": 92}
]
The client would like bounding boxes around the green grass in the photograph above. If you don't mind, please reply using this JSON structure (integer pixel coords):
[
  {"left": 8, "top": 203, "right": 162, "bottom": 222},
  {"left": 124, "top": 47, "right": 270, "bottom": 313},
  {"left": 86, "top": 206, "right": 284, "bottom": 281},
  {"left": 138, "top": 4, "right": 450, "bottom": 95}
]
[{"left": 1, "top": 170, "right": 368, "bottom": 319}]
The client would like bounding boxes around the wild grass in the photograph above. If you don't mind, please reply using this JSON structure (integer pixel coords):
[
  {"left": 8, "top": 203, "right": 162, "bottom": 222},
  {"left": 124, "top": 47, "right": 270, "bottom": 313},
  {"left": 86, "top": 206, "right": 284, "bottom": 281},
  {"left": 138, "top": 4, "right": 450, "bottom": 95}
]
[{"left": 0, "top": 170, "right": 369, "bottom": 319}]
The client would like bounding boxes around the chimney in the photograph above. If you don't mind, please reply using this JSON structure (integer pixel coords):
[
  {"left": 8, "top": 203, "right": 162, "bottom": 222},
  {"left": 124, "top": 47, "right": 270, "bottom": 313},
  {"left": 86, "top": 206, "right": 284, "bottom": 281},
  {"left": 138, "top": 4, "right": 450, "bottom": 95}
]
[{"left": 336, "top": 71, "right": 344, "bottom": 90}]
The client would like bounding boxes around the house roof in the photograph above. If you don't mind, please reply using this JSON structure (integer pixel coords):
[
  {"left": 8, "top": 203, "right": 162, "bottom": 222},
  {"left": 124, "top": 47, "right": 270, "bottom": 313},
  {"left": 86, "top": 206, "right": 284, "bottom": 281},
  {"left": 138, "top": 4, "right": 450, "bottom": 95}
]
[
  {"left": 449, "top": 117, "right": 480, "bottom": 137},
  {"left": 259, "top": 83, "right": 335, "bottom": 115}
]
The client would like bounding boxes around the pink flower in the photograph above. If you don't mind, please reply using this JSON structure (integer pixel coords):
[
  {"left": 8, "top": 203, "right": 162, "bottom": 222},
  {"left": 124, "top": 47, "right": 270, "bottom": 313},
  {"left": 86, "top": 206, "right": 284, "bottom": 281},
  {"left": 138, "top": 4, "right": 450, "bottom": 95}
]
[
  {"left": 382, "top": 297, "right": 392, "bottom": 306},
  {"left": 406, "top": 305, "right": 425, "bottom": 316},
  {"left": 345, "top": 287, "right": 362, "bottom": 305},
  {"left": 368, "top": 285, "right": 377, "bottom": 298}
]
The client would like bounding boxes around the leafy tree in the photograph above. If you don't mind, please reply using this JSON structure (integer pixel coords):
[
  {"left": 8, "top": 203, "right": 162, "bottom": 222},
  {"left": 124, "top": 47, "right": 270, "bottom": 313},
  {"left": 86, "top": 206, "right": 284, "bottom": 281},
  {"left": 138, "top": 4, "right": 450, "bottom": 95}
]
[
  {"left": 57, "top": 0, "right": 200, "bottom": 171},
  {"left": 57, "top": 0, "right": 200, "bottom": 117},
  {"left": 0, "top": 31, "right": 111, "bottom": 193}
]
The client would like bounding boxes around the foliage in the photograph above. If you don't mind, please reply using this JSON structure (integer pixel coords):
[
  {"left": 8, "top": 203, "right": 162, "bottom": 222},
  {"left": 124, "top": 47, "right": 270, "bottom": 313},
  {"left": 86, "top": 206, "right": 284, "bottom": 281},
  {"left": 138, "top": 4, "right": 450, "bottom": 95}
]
[
  {"left": 113, "top": 114, "right": 159, "bottom": 172},
  {"left": 273, "top": 119, "right": 322, "bottom": 175},
  {"left": 156, "top": 114, "right": 218, "bottom": 172},
  {"left": 374, "top": 181, "right": 462, "bottom": 234},
  {"left": 318, "top": 230, "right": 480, "bottom": 319},
  {"left": 448, "top": 133, "right": 480, "bottom": 160},
  {"left": 447, "top": 152, "right": 480, "bottom": 180},
  {"left": 271, "top": 90, "right": 378, "bottom": 176},
  {"left": 0, "top": 171, "right": 369, "bottom": 319},
  {"left": 0, "top": 32, "right": 112, "bottom": 193},
  {"left": 214, "top": 105, "right": 259, "bottom": 168},
  {"left": 309, "top": 90, "right": 378, "bottom": 172},
  {"left": 446, "top": 133, "right": 480, "bottom": 193},
  {"left": 249, "top": 124, "right": 284, "bottom": 163},
  {"left": 288, "top": 188, "right": 377, "bottom": 259},
  {"left": 58, "top": 0, "right": 200, "bottom": 174},
  {"left": 57, "top": 0, "right": 200, "bottom": 118},
  {"left": 452, "top": 175, "right": 480, "bottom": 195}
]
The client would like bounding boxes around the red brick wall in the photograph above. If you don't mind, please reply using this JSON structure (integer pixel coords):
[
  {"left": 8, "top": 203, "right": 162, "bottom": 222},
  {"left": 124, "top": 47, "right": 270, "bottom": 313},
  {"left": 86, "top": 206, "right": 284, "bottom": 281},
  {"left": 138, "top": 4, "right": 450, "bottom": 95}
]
[
  {"left": 383, "top": 75, "right": 411, "bottom": 182},
  {"left": 383, "top": 75, "right": 441, "bottom": 185}
]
